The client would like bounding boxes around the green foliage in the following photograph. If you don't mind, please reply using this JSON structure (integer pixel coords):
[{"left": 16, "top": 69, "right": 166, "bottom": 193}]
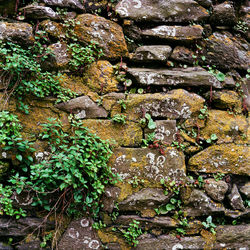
[
  {"left": 206, "top": 133, "right": 218, "bottom": 144},
  {"left": 117, "top": 99, "right": 127, "bottom": 111},
  {"left": 93, "top": 220, "right": 107, "bottom": 230},
  {"left": 213, "top": 173, "right": 225, "bottom": 182},
  {"left": 171, "top": 141, "right": 186, "bottom": 151},
  {"left": 128, "top": 176, "right": 145, "bottom": 188},
  {"left": 198, "top": 105, "right": 208, "bottom": 120},
  {"left": 111, "top": 114, "right": 126, "bottom": 124},
  {"left": 141, "top": 132, "right": 155, "bottom": 147},
  {"left": 202, "top": 216, "right": 216, "bottom": 235},
  {"left": 233, "top": 21, "right": 249, "bottom": 33},
  {"left": 40, "top": 233, "right": 53, "bottom": 248},
  {"left": 140, "top": 113, "right": 156, "bottom": 130}
]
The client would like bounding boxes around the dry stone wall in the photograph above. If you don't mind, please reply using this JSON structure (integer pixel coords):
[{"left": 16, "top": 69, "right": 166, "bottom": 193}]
[{"left": 0, "top": 0, "right": 249, "bottom": 249}]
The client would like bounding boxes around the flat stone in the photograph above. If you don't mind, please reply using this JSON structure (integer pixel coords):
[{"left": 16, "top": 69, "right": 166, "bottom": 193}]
[
  {"left": 81, "top": 119, "right": 143, "bottom": 147},
  {"left": 55, "top": 96, "right": 108, "bottom": 119},
  {"left": 0, "top": 22, "right": 34, "bottom": 45},
  {"left": 21, "top": 4, "right": 60, "bottom": 20},
  {"left": 170, "top": 46, "right": 195, "bottom": 64},
  {"left": 135, "top": 234, "right": 206, "bottom": 250},
  {"left": 141, "top": 25, "right": 204, "bottom": 42},
  {"left": 200, "top": 110, "right": 248, "bottom": 144},
  {"left": 58, "top": 218, "right": 102, "bottom": 250},
  {"left": 0, "top": 217, "right": 54, "bottom": 237},
  {"left": 188, "top": 144, "right": 250, "bottom": 176},
  {"left": 128, "top": 67, "right": 222, "bottom": 88},
  {"left": 115, "top": 0, "right": 209, "bottom": 23},
  {"left": 118, "top": 188, "right": 171, "bottom": 212},
  {"left": 74, "top": 14, "right": 128, "bottom": 59},
  {"left": 224, "top": 208, "right": 250, "bottom": 219},
  {"left": 210, "top": 1, "right": 236, "bottom": 26},
  {"left": 204, "top": 178, "right": 228, "bottom": 202},
  {"left": 227, "top": 184, "right": 245, "bottom": 211},
  {"left": 204, "top": 32, "right": 250, "bottom": 70},
  {"left": 144, "top": 120, "right": 177, "bottom": 145},
  {"left": 40, "top": 0, "right": 84, "bottom": 10},
  {"left": 109, "top": 147, "right": 186, "bottom": 183},
  {"left": 132, "top": 45, "right": 172, "bottom": 62},
  {"left": 240, "top": 181, "right": 250, "bottom": 199},
  {"left": 115, "top": 215, "right": 177, "bottom": 229}
]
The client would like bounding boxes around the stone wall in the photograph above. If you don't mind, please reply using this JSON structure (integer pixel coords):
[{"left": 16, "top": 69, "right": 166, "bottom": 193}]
[{"left": 0, "top": 0, "right": 249, "bottom": 249}]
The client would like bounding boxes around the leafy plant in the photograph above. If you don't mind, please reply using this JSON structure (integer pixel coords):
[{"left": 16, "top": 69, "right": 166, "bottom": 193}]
[
  {"left": 111, "top": 114, "right": 126, "bottom": 124},
  {"left": 128, "top": 176, "right": 145, "bottom": 188},
  {"left": 117, "top": 99, "right": 127, "bottom": 111},
  {"left": 140, "top": 113, "right": 156, "bottom": 130},
  {"left": 198, "top": 105, "right": 208, "bottom": 120},
  {"left": 141, "top": 132, "right": 155, "bottom": 147},
  {"left": 171, "top": 141, "right": 186, "bottom": 151},
  {"left": 202, "top": 216, "right": 216, "bottom": 235},
  {"left": 213, "top": 173, "right": 225, "bottom": 182},
  {"left": 206, "top": 133, "right": 218, "bottom": 144},
  {"left": 93, "top": 220, "right": 107, "bottom": 230}
]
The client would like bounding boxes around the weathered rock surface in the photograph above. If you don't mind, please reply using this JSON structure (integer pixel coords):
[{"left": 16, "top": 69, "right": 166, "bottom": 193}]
[
  {"left": 21, "top": 4, "right": 60, "bottom": 20},
  {"left": 55, "top": 96, "right": 108, "bottom": 119},
  {"left": 204, "top": 32, "right": 250, "bottom": 70},
  {"left": 210, "top": 1, "right": 236, "bottom": 26},
  {"left": 16, "top": 240, "right": 42, "bottom": 250},
  {"left": 121, "top": 89, "right": 205, "bottom": 120},
  {"left": 0, "top": 218, "right": 54, "bottom": 236},
  {"left": 132, "top": 45, "right": 172, "bottom": 62},
  {"left": 141, "top": 25, "right": 203, "bottom": 42},
  {"left": 58, "top": 218, "right": 102, "bottom": 250},
  {"left": 0, "top": 22, "right": 34, "bottom": 45},
  {"left": 81, "top": 120, "right": 142, "bottom": 147},
  {"left": 83, "top": 61, "right": 119, "bottom": 94},
  {"left": 102, "top": 187, "right": 121, "bottom": 213},
  {"left": 74, "top": 14, "right": 128, "bottom": 59},
  {"left": 39, "top": 20, "right": 65, "bottom": 39},
  {"left": 240, "top": 181, "right": 250, "bottom": 198},
  {"left": 227, "top": 184, "right": 245, "bottom": 211},
  {"left": 200, "top": 110, "right": 248, "bottom": 144},
  {"left": 145, "top": 120, "right": 177, "bottom": 145},
  {"left": 118, "top": 188, "right": 171, "bottom": 212},
  {"left": 188, "top": 144, "right": 250, "bottom": 175},
  {"left": 204, "top": 178, "right": 228, "bottom": 202},
  {"left": 109, "top": 147, "right": 186, "bottom": 182},
  {"left": 170, "top": 46, "right": 195, "bottom": 64},
  {"left": 115, "top": 0, "right": 209, "bottom": 23},
  {"left": 40, "top": 0, "right": 84, "bottom": 10},
  {"left": 183, "top": 189, "right": 224, "bottom": 217},
  {"left": 196, "top": 0, "right": 212, "bottom": 8},
  {"left": 128, "top": 67, "right": 223, "bottom": 88}
]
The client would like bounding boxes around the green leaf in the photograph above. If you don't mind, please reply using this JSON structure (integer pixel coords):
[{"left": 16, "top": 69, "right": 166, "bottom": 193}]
[
  {"left": 148, "top": 119, "right": 156, "bottom": 130},
  {"left": 216, "top": 72, "right": 225, "bottom": 82},
  {"left": 210, "top": 134, "right": 218, "bottom": 141},
  {"left": 16, "top": 154, "right": 22, "bottom": 161}
]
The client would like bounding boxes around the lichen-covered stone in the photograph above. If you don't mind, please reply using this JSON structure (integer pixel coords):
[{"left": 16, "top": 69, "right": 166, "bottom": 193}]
[
  {"left": 188, "top": 144, "right": 250, "bottom": 175},
  {"left": 240, "top": 181, "right": 250, "bottom": 199},
  {"left": 58, "top": 218, "right": 102, "bottom": 250},
  {"left": 0, "top": 22, "right": 34, "bottom": 45},
  {"left": 200, "top": 110, "right": 248, "bottom": 144},
  {"left": 81, "top": 119, "right": 142, "bottom": 146},
  {"left": 132, "top": 45, "right": 172, "bottom": 62},
  {"left": 204, "top": 178, "right": 228, "bottom": 202},
  {"left": 115, "top": 0, "right": 209, "bottom": 23},
  {"left": 144, "top": 120, "right": 177, "bottom": 145},
  {"left": 40, "top": 0, "right": 84, "bottom": 10},
  {"left": 204, "top": 32, "right": 250, "bottom": 70},
  {"left": 121, "top": 89, "right": 205, "bottom": 121},
  {"left": 109, "top": 147, "right": 186, "bottom": 183},
  {"left": 39, "top": 20, "right": 65, "bottom": 39},
  {"left": 83, "top": 61, "right": 119, "bottom": 94},
  {"left": 128, "top": 67, "right": 222, "bottom": 88},
  {"left": 141, "top": 25, "right": 204, "bottom": 42},
  {"left": 55, "top": 96, "right": 108, "bottom": 119},
  {"left": 102, "top": 187, "right": 121, "bottom": 213},
  {"left": 74, "top": 14, "right": 128, "bottom": 59},
  {"left": 118, "top": 188, "right": 171, "bottom": 212},
  {"left": 170, "top": 46, "right": 195, "bottom": 64},
  {"left": 227, "top": 184, "right": 245, "bottom": 211},
  {"left": 210, "top": 1, "right": 236, "bottom": 26}
]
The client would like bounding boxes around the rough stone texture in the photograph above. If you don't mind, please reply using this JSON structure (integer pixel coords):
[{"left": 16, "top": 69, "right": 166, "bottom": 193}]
[
  {"left": 183, "top": 189, "right": 225, "bottom": 217},
  {"left": 145, "top": 120, "right": 177, "bottom": 145},
  {"left": 109, "top": 147, "right": 186, "bottom": 182},
  {"left": 83, "top": 61, "right": 119, "bottom": 94},
  {"left": 118, "top": 188, "right": 171, "bottom": 212},
  {"left": 74, "top": 14, "right": 128, "bottom": 59},
  {"left": 204, "top": 90, "right": 242, "bottom": 113},
  {"left": 39, "top": 20, "right": 65, "bottom": 40},
  {"left": 204, "top": 178, "right": 228, "bottom": 202},
  {"left": 240, "top": 181, "right": 250, "bottom": 199},
  {"left": 40, "top": 0, "right": 84, "bottom": 10},
  {"left": 21, "top": 4, "right": 60, "bottom": 20},
  {"left": 0, "top": 217, "right": 54, "bottom": 236},
  {"left": 102, "top": 187, "right": 121, "bottom": 213},
  {"left": 121, "top": 89, "right": 205, "bottom": 121},
  {"left": 115, "top": 0, "right": 209, "bottom": 23},
  {"left": 128, "top": 67, "right": 223, "bottom": 88},
  {"left": 224, "top": 208, "right": 250, "bottom": 219},
  {"left": 16, "top": 240, "right": 42, "bottom": 250},
  {"left": 0, "top": 22, "right": 34, "bottom": 45},
  {"left": 210, "top": 1, "right": 236, "bottom": 26},
  {"left": 80, "top": 119, "right": 143, "bottom": 147},
  {"left": 141, "top": 25, "right": 203, "bottom": 42},
  {"left": 200, "top": 110, "right": 248, "bottom": 144},
  {"left": 196, "top": 0, "right": 212, "bottom": 8},
  {"left": 227, "top": 184, "right": 245, "bottom": 211},
  {"left": 170, "top": 46, "right": 195, "bottom": 64},
  {"left": 0, "top": 161, "right": 9, "bottom": 181},
  {"left": 132, "top": 45, "right": 172, "bottom": 62},
  {"left": 58, "top": 218, "right": 102, "bottom": 250},
  {"left": 188, "top": 144, "right": 250, "bottom": 176},
  {"left": 115, "top": 215, "right": 177, "bottom": 229},
  {"left": 55, "top": 96, "right": 108, "bottom": 119},
  {"left": 204, "top": 32, "right": 250, "bottom": 70},
  {"left": 135, "top": 234, "right": 206, "bottom": 250}
]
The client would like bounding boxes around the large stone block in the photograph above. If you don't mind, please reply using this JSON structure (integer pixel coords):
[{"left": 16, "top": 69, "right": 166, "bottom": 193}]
[{"left": 40, "top": 0, "right": 84, "bottom": 10}]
